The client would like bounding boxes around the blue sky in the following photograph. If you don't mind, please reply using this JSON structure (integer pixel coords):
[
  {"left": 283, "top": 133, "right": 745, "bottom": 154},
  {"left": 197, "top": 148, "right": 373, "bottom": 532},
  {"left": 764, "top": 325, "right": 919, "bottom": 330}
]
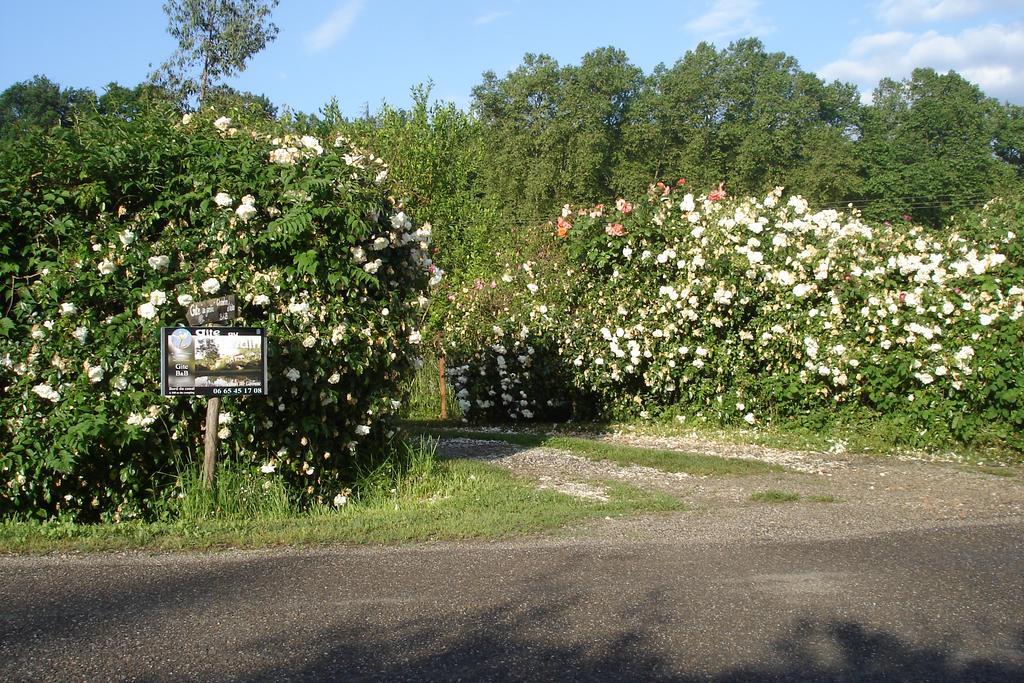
[{"left": 2, "top": 0, "right": 1022, "bottom": 115}]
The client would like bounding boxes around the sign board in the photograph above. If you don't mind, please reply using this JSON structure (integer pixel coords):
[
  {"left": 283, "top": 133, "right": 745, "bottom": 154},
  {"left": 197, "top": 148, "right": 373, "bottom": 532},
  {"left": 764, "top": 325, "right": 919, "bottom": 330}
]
[
  {"left": 160, "top": 327, "right": 267, "bottom": 396},
  {"left": 185, "top": 295, "right": 237, "bottom": 326}
]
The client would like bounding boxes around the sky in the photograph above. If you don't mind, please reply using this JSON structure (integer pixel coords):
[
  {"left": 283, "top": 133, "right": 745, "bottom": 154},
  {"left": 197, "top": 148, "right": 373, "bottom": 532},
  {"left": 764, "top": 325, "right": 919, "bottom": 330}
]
[{"left": 2, "top": 0, "right": 1023, "bottom": 116}]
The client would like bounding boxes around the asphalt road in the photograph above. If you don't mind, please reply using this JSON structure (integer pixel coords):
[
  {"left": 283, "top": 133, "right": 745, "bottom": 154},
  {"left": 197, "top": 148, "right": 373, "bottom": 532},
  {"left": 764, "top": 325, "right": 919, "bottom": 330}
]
[{"left": 2, "top": 518, "right": 1022, "bottom": 682}]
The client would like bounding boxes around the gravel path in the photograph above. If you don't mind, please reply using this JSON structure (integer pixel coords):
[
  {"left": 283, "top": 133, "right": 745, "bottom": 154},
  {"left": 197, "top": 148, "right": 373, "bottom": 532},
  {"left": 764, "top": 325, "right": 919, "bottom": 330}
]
[{"left": 436, "top": 433, "right": 1024, "bottom": 542}]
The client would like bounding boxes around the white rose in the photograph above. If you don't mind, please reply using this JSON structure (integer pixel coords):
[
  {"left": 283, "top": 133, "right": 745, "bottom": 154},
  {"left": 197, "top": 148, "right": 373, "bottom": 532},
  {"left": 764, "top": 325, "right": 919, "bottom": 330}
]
[
  {"left": 149, "top": 290, "right": 167, "bottom": 306},
  {"left": 87, "top": 365, "right": 104, "bottom": 383},
  {"left": 119, "top": 229, "right": 136, "bottom": 246},
  {"left": 214, "top": 192, "right": 233, "bottom": 208},
  {"left": 285, "top": 367, "right": 301, "bottom": 382},
  {"left": 241, "top": 194, "right": 255, "bottom": 206},
  {"left": 60, "top": 302, "right": 77, "bottom": 316},
  {"left": 137, "top": 302, "right": 157, "bottom": 320},
  {"left": 300, "top": 135, "right": 323, "bottom": 153},
  {"left": 213, "top": 116, "right": 232, "bottom": 131},
  {"left": 333, "top": 493, "right": 348, "bottom": 507},
  {"left": 32, "top": 384, "right": 61, "bottom": 402},
  {"left": 177, "top": 294, "right": 194, "bottom": 306},
  {"left": 328, "top": 372, "right": 340, "bottom": 384},
  {"left": 235, "top": 203, "right": 257, "bottom": 222},
  {"left": 253, "top": 294, "right": 270, "bottom": 306},
  {"left": 148, "top": 255, "right": 170, "bottom": 271},
  {"left": 408, "top": 330, "right": 422, "bottom": 344},
  {"left": 201, "top": 278, "right": 221, "bottom": 294},
  {"left": 260, "top": 462, "right": 276, "bottom": 474},
  {"left": 355, "top": 425, "right": 371, "bottom": 436},
  {"left": 72, "top": 327, "right": 89, "bottom": 344},
  {"left": 98, "top": 259, "right": 116, "bottom": 276}
]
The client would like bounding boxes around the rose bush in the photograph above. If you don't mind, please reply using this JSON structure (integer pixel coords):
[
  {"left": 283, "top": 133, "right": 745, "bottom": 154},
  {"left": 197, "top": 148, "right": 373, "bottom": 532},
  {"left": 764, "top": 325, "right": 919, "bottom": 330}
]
[
  {"left": 0, "top": 106, "right": 439, "bottom": 520},
  {"left": 443, "top": 183, "right": 1023, "bottom": 450}
]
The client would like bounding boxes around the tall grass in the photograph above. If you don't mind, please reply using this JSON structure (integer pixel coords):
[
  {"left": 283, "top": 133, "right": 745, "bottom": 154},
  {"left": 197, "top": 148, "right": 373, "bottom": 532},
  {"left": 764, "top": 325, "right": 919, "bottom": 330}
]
[
  {"left": 404, "top": 353, "right": 463, "bottom": 421},
  {"left": 172, "top": 461, "right": 293, "bottom": 522}
]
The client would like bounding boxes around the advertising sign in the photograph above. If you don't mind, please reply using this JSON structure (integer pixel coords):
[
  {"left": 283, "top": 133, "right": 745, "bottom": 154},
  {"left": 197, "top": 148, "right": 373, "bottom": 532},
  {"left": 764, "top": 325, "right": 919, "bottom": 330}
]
[
  {"left": 161, "top": 327, "right": 267, "bottom": 396},
  {"left": 185, "top": 295, "right": 238, "bottom": 326}
]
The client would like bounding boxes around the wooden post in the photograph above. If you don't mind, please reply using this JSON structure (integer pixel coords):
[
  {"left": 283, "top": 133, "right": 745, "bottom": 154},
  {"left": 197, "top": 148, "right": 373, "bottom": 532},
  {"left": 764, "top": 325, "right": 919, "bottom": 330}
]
[
  {"left": 438, "top": 355, "right": 448, "bottom": 421},
  {"left": 203, "top": 396, "right": 220, "bottom": 488}
]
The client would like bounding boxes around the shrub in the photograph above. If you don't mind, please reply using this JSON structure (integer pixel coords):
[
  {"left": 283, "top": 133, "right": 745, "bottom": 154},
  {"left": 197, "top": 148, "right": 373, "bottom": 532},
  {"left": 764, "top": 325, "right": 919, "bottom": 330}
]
[
  {"left": 0, "top": 106, "right": 440, "bottom": 520},
  {"left": 443, "top": 184, "right": 1024, "bottom": 450}
]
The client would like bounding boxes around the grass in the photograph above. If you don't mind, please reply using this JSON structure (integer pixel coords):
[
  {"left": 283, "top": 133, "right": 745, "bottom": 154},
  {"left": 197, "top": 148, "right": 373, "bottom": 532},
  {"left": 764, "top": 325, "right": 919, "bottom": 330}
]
[
  {"left": 402, "top": 354, "right": 463, "bottom": 421},
  {"left": 408, "top": 425, "right": 782, "bottom": 476},
  {"left": 0, "top": 451, "right": 682, "bottom": 554},
  {"left": 750, "top": 489, "right": 801, "bottom": 503}
]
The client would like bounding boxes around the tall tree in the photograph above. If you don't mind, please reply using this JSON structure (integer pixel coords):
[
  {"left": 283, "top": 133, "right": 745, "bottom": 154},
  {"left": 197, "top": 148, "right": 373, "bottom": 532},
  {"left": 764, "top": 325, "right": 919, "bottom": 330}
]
[
  {"left": 0, "top": 76, "right": 96, "bottom": 138},
  {"left": 152, "top": 0, "right": 279, "bottom": 106},
  {"left": 472, "top": 48, "right": 642, "bottom": 220},
  {"left": 858, "top": 68, "right": 1011, "bottom": 225},
  {"left": 994, "top": 102, "right": 1024, "bottom": 178}
]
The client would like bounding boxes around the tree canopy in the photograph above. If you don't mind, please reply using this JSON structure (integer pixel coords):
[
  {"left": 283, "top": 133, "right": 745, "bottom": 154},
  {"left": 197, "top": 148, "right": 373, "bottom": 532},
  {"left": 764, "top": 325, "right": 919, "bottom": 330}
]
[{"left": 152, "top": 0, "right": 280, "bottom": 105}]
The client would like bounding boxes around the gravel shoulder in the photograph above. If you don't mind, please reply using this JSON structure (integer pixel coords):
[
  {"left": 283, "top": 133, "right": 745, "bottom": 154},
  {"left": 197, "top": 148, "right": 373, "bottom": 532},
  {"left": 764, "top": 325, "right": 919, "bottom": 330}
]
[{"left": 436, "top": 433, "right": 1024, "bottom": 544}]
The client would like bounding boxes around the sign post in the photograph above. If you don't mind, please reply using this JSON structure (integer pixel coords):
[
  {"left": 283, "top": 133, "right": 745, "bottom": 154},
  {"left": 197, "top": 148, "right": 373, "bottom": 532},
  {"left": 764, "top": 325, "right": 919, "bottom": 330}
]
[
  {"left": 162, "top": 295, "right": 266, "bottom": 488},
  {"left": 203, "top": 396, "right": 220, "bottom": 487}
]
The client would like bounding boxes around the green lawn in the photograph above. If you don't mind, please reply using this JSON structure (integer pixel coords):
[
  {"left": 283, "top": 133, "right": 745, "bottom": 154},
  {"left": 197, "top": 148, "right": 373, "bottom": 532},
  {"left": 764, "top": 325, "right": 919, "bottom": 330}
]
[{"left": 0, "top": 459, "right": 681, "bottom": 554}]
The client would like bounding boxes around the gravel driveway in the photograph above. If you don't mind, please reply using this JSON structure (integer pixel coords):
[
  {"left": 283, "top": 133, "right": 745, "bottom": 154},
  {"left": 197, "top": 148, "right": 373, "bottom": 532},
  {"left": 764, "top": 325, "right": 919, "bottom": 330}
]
[{"left": 436, "top": 433, "right": 1024, "bottom": 543}]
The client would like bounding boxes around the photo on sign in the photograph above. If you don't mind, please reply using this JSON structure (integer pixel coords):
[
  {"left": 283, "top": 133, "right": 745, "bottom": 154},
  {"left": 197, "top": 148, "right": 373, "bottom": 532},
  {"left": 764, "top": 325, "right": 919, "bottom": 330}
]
[{"left": 194, "top": 333, "right": 264, "bottom": 389}]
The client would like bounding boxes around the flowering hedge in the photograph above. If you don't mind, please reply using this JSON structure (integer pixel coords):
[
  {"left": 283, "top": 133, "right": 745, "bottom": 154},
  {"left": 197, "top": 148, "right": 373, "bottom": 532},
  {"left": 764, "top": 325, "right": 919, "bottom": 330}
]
[
  {"left": 0, "top": 109, "right": 439, "bottom": 520},
  {"left": 443, "top": 183, "right": 1023, "bottom": 450}
]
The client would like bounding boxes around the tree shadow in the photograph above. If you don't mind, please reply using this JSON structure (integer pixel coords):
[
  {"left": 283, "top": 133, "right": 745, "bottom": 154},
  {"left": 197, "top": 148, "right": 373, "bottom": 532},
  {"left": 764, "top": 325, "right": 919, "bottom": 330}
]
[{"left": 2, "top": 550, "right": 1021, "bottom": 682}]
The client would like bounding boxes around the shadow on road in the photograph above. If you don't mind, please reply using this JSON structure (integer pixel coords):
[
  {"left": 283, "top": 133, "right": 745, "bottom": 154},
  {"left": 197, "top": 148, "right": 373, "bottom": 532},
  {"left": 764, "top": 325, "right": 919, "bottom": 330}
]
[
  {"left": 244, "top": 612, "right": 1023, "bottom": 682},
  {"left": 2, "top": 524, "right": 1022, "bottom": 681}
]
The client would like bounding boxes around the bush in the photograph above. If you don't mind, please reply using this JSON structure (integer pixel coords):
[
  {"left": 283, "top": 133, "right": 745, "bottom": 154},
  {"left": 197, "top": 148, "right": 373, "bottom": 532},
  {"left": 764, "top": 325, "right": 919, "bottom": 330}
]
[
  {"left": 0, "top": 106, "right": 440, "bottom": 520},
  {"left": 443, "top": 185, "right": 1024, "bottom": 450}
]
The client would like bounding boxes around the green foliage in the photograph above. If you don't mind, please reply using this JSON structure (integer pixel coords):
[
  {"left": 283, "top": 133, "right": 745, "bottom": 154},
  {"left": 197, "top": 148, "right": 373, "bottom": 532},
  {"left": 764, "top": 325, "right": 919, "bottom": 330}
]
[
  {"left": 0, "top": 105, "right": 438, "bottom": 520},
  {"left": 473, "top": 48, "right": 644, "bottom": 221},
  {"left": 152, "top": 0, "right": 280, "bottom": 105},
  {"left": 343, "top": 83, "right": 492, "bottom": 281},
  {"left": 857, "top": 69, "right": 1015, "bottom": 226},
  {"left": 0, "top": 75, "right": 97, "bottom": 139}
]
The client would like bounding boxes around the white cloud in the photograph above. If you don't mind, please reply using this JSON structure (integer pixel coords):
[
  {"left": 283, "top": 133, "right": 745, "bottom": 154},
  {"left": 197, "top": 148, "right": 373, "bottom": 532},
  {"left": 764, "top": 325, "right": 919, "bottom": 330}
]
[
  {"left": 876, "top": 0, "right": 994, "bottom": 26},
  {"left": 848, "top": 31, "right": 916, "bottom": 56},
  {"left": 683, "top": 0, "right": 775, "bottom": 40},
  {"left": 819, "top": 22, "right": 1024, "bottom": 103},
  {"left": 474, "top": 10, "right": 511, "bottom": 26},
  {"left": 307, "top": 0, "right": 366, "bottom": 53}
]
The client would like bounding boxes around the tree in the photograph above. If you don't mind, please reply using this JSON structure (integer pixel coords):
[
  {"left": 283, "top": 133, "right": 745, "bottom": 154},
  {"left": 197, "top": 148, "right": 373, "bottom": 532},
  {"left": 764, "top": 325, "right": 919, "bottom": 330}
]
[
  {"left": 858, "top": 68, "right": 1012, "bottom": 225},
  {"left": 152, "top": 0, "right": 280, "bottom": 106},
  {"left": 994, "top": 103, "right": 1024, "bottom": 178},
  {"left": 96, "top": 82, "right": 178, "bottom": 120},
  {"left": 472, "top": 48, "right": 643, "bottom": 220},
  {"left": 0, "top": 75, "right": 96, "bottom": 138}
]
